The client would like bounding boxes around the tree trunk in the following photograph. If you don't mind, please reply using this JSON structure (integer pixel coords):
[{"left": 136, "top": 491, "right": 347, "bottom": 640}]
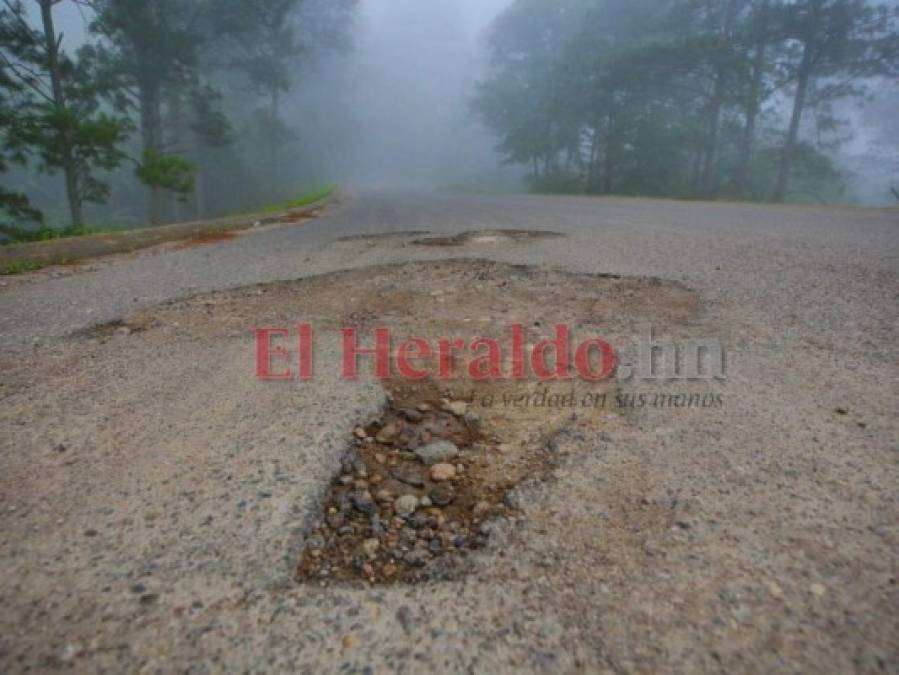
[
  {"left": 734, "top": 0, "right": 770, "bottom": 199},
  {"left": 139, "top": 79, "right": 165, "bottom": 224},
  {"left": 701, "top": 0, "right": 740, "bottom": 199},
  {"left": 39, "top": 0, "right": 83, "bottom": 228},
  {"left": 269, "top": 89, "right": 281, "bottom": 199},
  {"left": 586, "top": 126, "right": 600, "bottom": 193},
  {"left": 774, "top": 43, "right": 812, "bottom": 203},
  {"left": 601, "top": 112, "right": 617, "bottom": 194}
]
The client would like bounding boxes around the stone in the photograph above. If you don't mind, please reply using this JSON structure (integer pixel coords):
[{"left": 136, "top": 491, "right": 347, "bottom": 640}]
[
  {"left": 376, "top": 422, "right": 399, "bottom": 444},
  {"left": 429, "top": 484, "right": 455, "bottom": 507},
  {"left": 370, "top": 514, "right": 386, "bottom": 538},
  {"left": 473, "top": 501, "right": 492, "bottom": 518},
  {"left": 391, "top": 464, "right": 425, "bottom": 487},
  {"left": 59, "top": 644, "right": 83, "bottom": 663},
  {"left": 399, "top": 408, "right": 424, "bottom": 423},
  {"left": 350, "top": 490, "right": 376, "bottom": 515},
  {"left": 430, "top": 463, "right": 456, "bottom": 482},
  {"left": 414, "top": 440, "right": 460, "bottom": 466},
  {"left": 394, "top": 495, "right": 420, "bottom": 517},
  {"left": 442, "top": 400, "right": 468, "bottom": 416},
  {"left": 405, "top": 549, "right": 431, "bottom": 567},
  {"left": 362, "top": 538, "right": 380, "bottom": 558}
]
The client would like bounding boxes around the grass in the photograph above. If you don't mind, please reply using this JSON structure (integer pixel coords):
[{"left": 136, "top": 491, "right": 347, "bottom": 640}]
[
  {"left": 1, "top": 223, "right": 125, "bottom": 245},
  {"left": 1, "top": 259, "right": 44, "bottom": 275},
  {"left": 234, "top": 183, "right": 338, "bottom": 216},
  {"left": 1, "top": 184, "right": 338, "bottom": 247}
]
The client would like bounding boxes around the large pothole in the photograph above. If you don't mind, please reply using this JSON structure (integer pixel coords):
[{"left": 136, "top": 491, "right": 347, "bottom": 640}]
[{"left": 94, "top": 259, "right": 698, "bottom": 586}]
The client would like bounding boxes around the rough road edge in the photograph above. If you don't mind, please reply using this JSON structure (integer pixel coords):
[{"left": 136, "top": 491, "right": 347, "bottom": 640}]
[{"left": 0, "top": 187, "right": 341, "bottom": 269}]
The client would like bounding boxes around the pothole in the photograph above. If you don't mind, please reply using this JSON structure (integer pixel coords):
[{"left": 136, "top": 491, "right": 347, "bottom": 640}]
[
  {"left": 87, "top": 259, "right": 699, "bottom": 586},
  {"left": 296, "top": 377, "right": 566, "bottom": 585},
  {"left": 413, "top": 229, "right": 563, "bottom": 247}
]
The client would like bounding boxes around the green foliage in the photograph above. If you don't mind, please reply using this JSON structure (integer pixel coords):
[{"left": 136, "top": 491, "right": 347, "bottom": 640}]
[
  {"left": 0, "top": 259, "right": 43, "bottom": 275},
  {"left": 232, "top": 183, "right": 337, "bottom": 216},
  {"left": 136, "top": 149, "right": 194, "bottom": 197},
  {"left": 0, "top": 221, "right": 117, "bottom": 243},
  {"left": 0, "top": 0, "right": 131, "bottom": 226},
  {"left": 475, "top": 0, "right": 899, "bottom": 203}
]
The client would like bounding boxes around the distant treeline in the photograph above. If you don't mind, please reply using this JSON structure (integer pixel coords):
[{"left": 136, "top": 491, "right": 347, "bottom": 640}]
[
  {"left": 0, "top": 0, "right": 356, "bottom": 237},
  {"left": 474, "top": 0, "right": 899, "bottom": 203}
]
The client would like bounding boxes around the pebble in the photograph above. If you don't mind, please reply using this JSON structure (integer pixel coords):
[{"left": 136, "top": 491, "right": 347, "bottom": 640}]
[
  {"left": 400, "top": 408, "right": 424, "bottom": 423},
  {"left": 362, "top": 538, "right": 380, "bottom": 558},
  {"left": 414, "top": 440, "right": 460, "bottom": 465},
  {"left": 350, "top": 490, "right": 376, "bottom": 515},
  {"left": 370, "top": 513, "right": 386, "bottom": 537},
  {"left": 442, "top": 400, "right": 468, "bottom": 416},
  {"left": 391, "top": 464, "right": 425, "bottom": 487},
  {"left": 376, "top": 423, "right": 398, "bottom": 444},
  {"left": 473, "top": 501, "right": 492, "bottom": 518},
  {"left": 394, "top": 495, "right": 420, "bottom": 517},
  {"left": 405, "top": 549, "right": 431, "bottom": 567},
  {"left": 430, "top": 463, "right": 456, "bottom": 482},
  {"left": 429, "top": 484, "right": 455, "bottom": 506},
  {"left": 59, "top": 644, "right": 82, "bottom": 663}
]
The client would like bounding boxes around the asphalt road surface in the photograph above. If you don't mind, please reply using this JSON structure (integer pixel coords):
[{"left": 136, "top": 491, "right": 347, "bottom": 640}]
[{"left": 1, "top": 190, "right": 897, "bottom": 673}]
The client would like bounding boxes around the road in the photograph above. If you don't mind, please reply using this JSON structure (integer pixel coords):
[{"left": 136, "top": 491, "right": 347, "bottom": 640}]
[{"left": 0, "top": 190, "right": 897, "bottom": 673}]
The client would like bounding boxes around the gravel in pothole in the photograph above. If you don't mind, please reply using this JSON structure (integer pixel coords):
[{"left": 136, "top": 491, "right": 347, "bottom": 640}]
[{"left": 296, "top": 386, "right": 549, "bottom": 586}]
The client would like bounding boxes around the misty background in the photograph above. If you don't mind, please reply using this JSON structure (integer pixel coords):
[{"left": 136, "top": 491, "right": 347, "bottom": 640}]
[{"left": 1, "top": 0, "right": 897, "bottom": 239}]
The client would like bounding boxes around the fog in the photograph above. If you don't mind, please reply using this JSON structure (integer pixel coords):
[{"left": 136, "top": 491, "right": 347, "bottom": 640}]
[
  {"left": 296, "top": 0, "right": 516, "bottom": 190},
  {"left": 2, "top": 0, "right": 898, "bottom": 238}
]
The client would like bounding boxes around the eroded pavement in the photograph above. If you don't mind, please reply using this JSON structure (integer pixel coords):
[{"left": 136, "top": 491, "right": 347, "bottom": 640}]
[{"left": 0, "top": 192, "right": 897, "bottom": 673}]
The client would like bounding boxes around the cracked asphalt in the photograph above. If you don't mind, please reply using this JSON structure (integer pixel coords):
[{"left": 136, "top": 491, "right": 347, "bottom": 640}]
[{"left": 0, "top": 190, "right": 897, "bottom": 673}]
